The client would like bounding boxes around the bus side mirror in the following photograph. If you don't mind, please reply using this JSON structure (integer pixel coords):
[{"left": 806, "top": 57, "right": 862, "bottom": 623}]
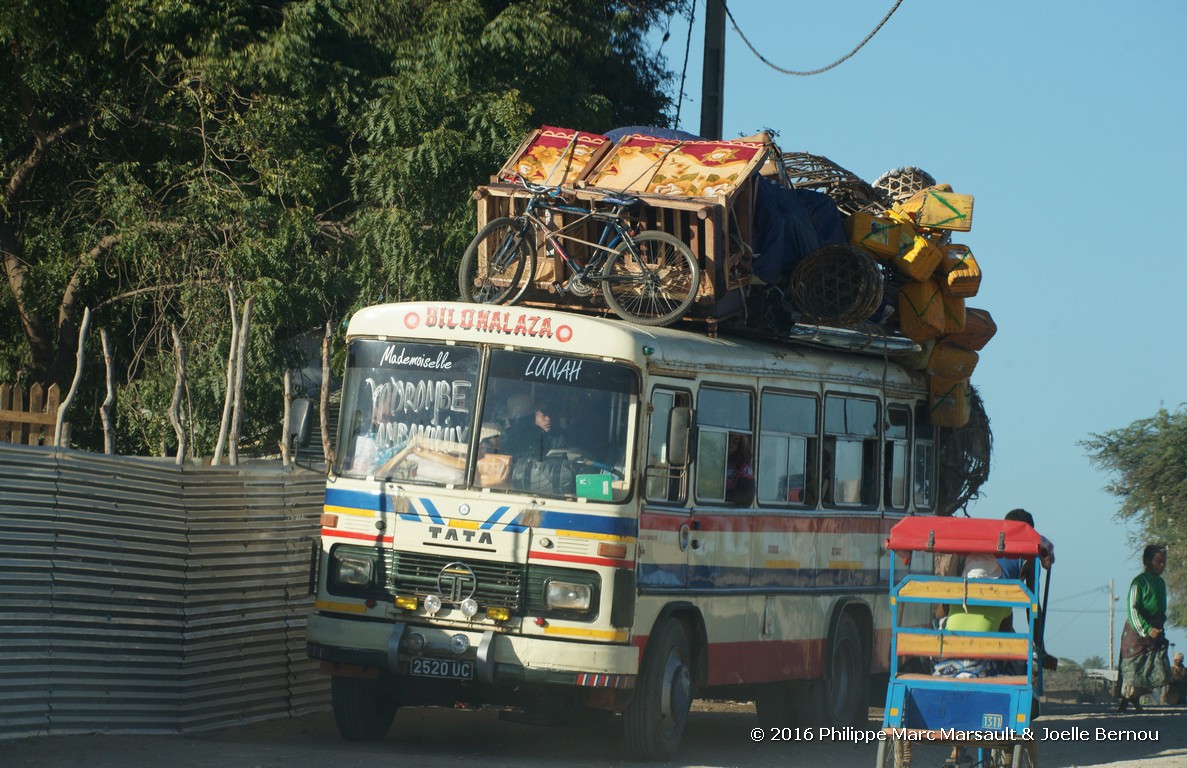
[
  {"left": 667, "top": 406, "right": 691, "bottom": 466},
  {"left": 289, "top": 398, "right": 314, "bottom": 450}
]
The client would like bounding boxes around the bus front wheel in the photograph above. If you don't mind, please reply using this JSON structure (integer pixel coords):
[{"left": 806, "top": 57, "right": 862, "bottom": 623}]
[
  {"left": 622, "top": 618, "right": 693, "bottom": 761},
  {"left": 331, "top": 675, "right": 398, "bottom": 741}
]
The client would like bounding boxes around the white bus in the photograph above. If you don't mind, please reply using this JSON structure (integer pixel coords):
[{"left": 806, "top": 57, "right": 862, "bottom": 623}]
[{"left": 306, "top": 301, "right": 941, "bottom": 760}]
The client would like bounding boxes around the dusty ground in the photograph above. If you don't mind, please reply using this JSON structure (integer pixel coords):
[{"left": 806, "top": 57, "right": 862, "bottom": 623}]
[{"left": 7, "top": 701, "right": 1186, "bottom": 768}]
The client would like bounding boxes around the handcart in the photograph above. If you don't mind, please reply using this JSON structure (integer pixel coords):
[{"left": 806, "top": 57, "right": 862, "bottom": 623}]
[{"left": 877, "top": 517, "right": 1047, "bottom": 768}]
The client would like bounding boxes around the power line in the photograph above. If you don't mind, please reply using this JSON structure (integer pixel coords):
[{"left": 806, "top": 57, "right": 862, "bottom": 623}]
[{"left": 722, "top": 0, "right": 905, "bottom": 77}]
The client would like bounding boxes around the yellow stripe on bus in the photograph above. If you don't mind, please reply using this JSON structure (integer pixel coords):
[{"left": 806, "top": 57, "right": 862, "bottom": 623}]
[
  {"left": 315, "top": 600, "right": 368, "bottom": 614},
  {"left": 829, "top": 560, "right": 863, "bottom": 569},
  {"left": 555, "top": 529, "right": 635, "bottom": 543},
  {"left": 763, "top": 559, "right": 801, "bottom": 569},
  {"left": 542, "top": 625, "right": 629, "bottom": 642},
  {"left": 324, "top": 504, "right": 373, "bottom": 518}
]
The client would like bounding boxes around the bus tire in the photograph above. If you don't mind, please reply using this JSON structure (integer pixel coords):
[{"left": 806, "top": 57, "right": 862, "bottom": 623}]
[
  {"left": 622, "top": 618, "right": 693, "bottom": 761},
  {"left": 331, "top": 675, "right": 397, "bottom": 741},
  {"left": 797, "top": 612, "right": 869, "bottom": 727}
]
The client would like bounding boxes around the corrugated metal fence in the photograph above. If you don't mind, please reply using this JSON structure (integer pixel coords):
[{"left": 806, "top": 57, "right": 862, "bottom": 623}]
[{"left": 0, "top": 444, "right": 330, "bottom": 739}]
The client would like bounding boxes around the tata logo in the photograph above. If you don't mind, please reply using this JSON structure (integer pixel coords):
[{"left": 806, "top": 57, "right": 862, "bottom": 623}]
[
  {"left": 427, "top": 526, "right": 494, "bottom": 545},
  {"left": 437, "top": 562, "right": 478, "bottom": 603}
]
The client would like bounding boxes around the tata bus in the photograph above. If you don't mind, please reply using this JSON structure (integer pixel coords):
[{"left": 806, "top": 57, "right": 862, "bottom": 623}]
[{"left": 305, "top": 301, "right": 941, "bottom": 760}]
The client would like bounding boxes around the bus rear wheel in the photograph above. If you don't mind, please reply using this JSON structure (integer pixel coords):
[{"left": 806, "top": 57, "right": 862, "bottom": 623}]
[
  {"left": 797, "top": 612, "right": 869, "bottom": 727},
  {"left": 331, "top": 675, "right": 398, "bottom": 741},
  {"left": 622, "top": 619, "right": 693, "bottom": 761}
]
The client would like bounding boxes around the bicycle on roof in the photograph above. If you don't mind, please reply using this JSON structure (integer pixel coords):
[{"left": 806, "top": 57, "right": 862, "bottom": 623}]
[{"left": 457, "top": 174, "right": 701, "bottom": 327}]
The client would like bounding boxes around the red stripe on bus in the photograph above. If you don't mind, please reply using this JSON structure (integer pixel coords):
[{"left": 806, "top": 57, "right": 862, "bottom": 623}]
[
  {"left": 529, "top": 550, "right": 632, "bottom": 568},
  {"left": 321, "top": 528, "right": 394, "bottom": 544}
]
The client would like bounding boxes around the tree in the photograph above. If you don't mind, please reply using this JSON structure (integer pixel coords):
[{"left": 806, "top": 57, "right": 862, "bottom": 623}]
[
  {"left": 1, "top": 0, "right": 684, "bottom": 455},
  {"left": 1083, "top": 407, "right": 1187, "bottom": 626},
  {"left": 1082, "top": 654, "right": 1106, "bottom": 669}
]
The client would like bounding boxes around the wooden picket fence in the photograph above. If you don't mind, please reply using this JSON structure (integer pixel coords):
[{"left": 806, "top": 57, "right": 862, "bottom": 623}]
[{"left": 0, "top": 383, "right": 61, "bottom": 446}]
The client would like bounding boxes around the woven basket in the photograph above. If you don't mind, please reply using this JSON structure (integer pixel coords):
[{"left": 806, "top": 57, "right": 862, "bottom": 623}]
[{"left": 789, "top": 244, "right": 884, "bottom": 327}]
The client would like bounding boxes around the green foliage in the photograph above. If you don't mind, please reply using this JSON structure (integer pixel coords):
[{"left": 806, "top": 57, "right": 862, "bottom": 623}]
[
  {"left": 1083, "top": 407, "right": 1187, "bottom": 626},
  {"left": 1, "top": 0, "right": 681, "bottom": 455}
]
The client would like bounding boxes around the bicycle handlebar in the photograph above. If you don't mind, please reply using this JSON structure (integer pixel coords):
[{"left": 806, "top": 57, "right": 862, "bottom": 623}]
[{"left": 511, "top": 173, "right": 638, "bottom": 209}]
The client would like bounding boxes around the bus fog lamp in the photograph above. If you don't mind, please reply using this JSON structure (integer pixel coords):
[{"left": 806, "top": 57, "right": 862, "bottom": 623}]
[
  {"left": 404, "top": 632, "right": 426, "bottom": 654},
  {"left": 423, "top": 594, "right": 442, "bottom": 615},
  {"left": 545, "top": 580, "right": 592, "bottom": 611},
  {"left": 460, "top": 598, "right": 479, "bottom": 618},
  {"left": 486, "top": 606, "right": 511, "bottom": 622},
  {"left": 394, "top": 595, "right": 418, "bottom": 611}
]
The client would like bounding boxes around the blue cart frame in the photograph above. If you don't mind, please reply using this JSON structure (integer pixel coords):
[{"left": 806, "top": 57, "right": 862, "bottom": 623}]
[{"left": 877, "top": 517, "right": 1045, "bottom": 768}]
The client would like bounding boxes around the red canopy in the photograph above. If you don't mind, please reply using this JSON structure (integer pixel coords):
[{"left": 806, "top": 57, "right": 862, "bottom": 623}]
[{"left": 886, "top": 516, "right": 1041, "bottom": 557}]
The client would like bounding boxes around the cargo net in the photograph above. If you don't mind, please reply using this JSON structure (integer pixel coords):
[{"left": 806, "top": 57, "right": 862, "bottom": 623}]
[
  {"left": 871, "top": 166, "right": 937, "bottom": 204},
  {"left": 936, "top": 384, "right": 992, "bottom": 516},
  {"left": 781, "top": 151, "right": 889, "bottom": 215},
  {"left": 788, "top": 244, "right": 884, "bottom": 326}
]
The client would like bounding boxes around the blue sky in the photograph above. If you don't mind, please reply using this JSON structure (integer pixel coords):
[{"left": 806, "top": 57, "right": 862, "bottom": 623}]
[{"left": 654, "top": 0, "right": 1187, "bottom": 665}]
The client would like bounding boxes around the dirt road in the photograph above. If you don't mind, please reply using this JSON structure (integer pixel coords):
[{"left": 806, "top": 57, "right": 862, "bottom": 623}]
[{"left": 8, "top": 702, "right": 1186, "bottom": 768}]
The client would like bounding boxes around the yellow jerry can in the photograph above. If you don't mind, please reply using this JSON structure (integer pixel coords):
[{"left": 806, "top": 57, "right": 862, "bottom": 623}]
[
  {"left": 845, "top": 212, "right": 916, "bottom": 259},
  {"left": 898, "top": 279, "right": 946, "bottom": 342},
  {"left": 926, "top": 342, "right": 979, "bottom": 380},
  {"left": 937, "top": 244, "right": 981, "bottom": 298},
  {"left": 893, "top": 235, "right": 943, "bottom": 281},
  {"left": 942, "top": 290, "right": 966, "bottom": 335},
  {"left": 929, "top": 375, "right": 971, "bottom": 427},
  {"left": 894, "top": 186, "right": 974, "bottom": 232},
  {"left": 946, "top": 307, "right": 997, "bottom": 351}
]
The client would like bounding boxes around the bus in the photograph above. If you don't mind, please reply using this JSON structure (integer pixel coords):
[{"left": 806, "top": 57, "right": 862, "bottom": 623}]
[{"left": 305, "top": 300, "right": 941, "bottom": 760}]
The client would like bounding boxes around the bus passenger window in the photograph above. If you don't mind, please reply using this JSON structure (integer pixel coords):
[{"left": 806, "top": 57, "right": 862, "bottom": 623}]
[
  {"left": 823, "top": 395, "right": 879, "bottom": 508},
  {"left": 914, "top": 402, "right": 936, "bottom": 511},
  {"left": 884, "top": 405, "right": 910, "bottom": 510},
  {"left": 695, "top": 387, "right": 753, "bottom": 505},
  {"left": 757, "top": 391, "right": 817, "bottom": 507}
]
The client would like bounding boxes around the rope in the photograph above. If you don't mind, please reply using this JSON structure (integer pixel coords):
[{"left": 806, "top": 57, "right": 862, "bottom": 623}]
[{"left": 722, "top": 0, "right": 905, "bottom": 77}]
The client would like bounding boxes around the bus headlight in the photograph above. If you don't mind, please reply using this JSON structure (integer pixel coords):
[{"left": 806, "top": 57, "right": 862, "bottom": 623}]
[
  {"left": 330, "top": 548, "right": 377, "bottom": 588},
  {"left": 545, "top": 580, "right": 593, "bottom": 611}
]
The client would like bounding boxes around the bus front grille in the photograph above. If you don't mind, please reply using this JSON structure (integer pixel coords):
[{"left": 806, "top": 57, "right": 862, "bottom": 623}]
[{"left": 387, "top": 551, "right": 524, "bottom": 610}]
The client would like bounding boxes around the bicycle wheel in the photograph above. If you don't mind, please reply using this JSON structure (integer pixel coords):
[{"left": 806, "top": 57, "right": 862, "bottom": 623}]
[
  {"left": 458, "top": 217, "right": 536, "bottom": 305},
  {"left": 600, "top": 230, "right": 700, "bottom": 326}
]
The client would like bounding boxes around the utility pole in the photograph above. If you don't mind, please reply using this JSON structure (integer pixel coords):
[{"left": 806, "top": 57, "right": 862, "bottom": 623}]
[
  {"left": 700, "top": 0, "right": 726, "bottom": 139},
  {"left": 1109, "top": 579, "right": 1115, "bottom": 670}
]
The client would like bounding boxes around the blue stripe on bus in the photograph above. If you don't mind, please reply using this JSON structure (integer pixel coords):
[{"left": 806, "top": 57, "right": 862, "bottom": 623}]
[
  {"left": 325, "top": 487, "right": 383, "bottom": 511},
  {"left": 640, "top": 563, "right": 879, "bottom": 589},
  {"left": 510, "top": 510, "right": 637, "bottom": 538},
  {"left": 480, "top": 506, "right": 513, "bottom": 530},
  {"left": 418, "top": 498, "right": 446, "bottom": 525}
]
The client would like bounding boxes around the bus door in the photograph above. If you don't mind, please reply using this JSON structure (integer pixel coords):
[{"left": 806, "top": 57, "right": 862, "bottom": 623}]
[{"left": 638, "top": 388, "right": 693, "bottom": 591}]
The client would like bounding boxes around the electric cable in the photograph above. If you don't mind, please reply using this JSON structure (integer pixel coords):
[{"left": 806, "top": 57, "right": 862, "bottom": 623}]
[{"left": 722, "top": 0, "right": 905, "bottom": 76}]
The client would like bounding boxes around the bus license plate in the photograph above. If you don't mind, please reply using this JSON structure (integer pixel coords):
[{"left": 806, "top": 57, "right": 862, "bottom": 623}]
[{"left": 409, "top": 658, "right": 474, "bottom": 680}]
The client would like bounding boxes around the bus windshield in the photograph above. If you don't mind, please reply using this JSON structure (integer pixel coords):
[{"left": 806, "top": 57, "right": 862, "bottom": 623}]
[{"left": 334, "top": 340, "right": 637, "bottom": 502}]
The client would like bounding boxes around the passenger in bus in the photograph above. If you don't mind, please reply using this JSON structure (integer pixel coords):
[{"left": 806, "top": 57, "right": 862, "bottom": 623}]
[
  {"left": 502, "top": 401, "right": 567, "bottom": 461},
  {"left": 725, "top": 433, "right": 754, "bottom": 504}
]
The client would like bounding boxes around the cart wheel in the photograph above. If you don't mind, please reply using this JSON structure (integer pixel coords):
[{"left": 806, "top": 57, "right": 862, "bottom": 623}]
[
  {"left": 875, "top": 734, "right": 912, "bottom": 767},
  {"left": 1011, "top": 742, "right": 1037, "bottom": 768}
]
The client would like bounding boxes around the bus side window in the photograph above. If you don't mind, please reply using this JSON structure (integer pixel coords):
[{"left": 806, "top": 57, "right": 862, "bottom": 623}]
[
  {"left": 645, "top": 388, "right": 691, "bottom": 503},
  {"left": 823, "top": 395, "right": 879, "bottom": 508},
  {"left": 884, "top": 405, "right": 911, "bottom": 510},
  {"left": 757, "top": 391, "right": 817, "bottom": 507},
  {"left": 914, "top": 402, "right": 936, "bottom": 511},
  {"left": 694, "top": 387, "right": 753, "bottom": 505}
]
